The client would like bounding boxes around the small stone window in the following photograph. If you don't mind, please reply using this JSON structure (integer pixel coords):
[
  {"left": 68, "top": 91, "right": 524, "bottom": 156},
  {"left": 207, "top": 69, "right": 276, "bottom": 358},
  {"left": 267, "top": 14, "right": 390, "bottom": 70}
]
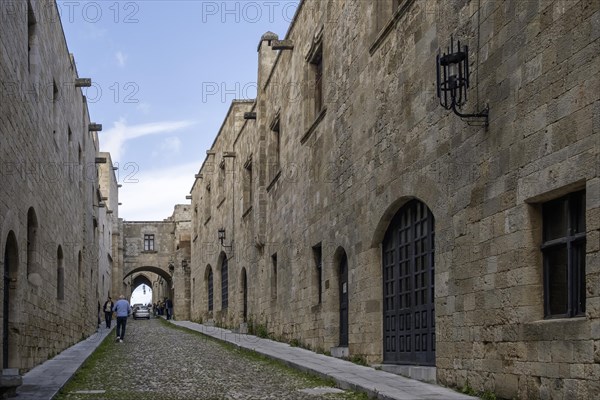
[
  {"left": 268, "top": 114, "right": 281, "bottom": 182},
  {"left": 204, "top": 183, "right": 212, "bottom": 223},
  {"left": 243, "top": 157, "right": 253, "bottom": 214},
  {"left": 144, "top": 234, "right": 155, "bottom": 251},
  {"left": 306, "top": 26, "right": 324, "bottom": 118},
  {"left": 542, "top": 190, "right": 586, "bottom": 318},
  {"left": 27, "top": 0, "right": 37, "bottom": 74}
]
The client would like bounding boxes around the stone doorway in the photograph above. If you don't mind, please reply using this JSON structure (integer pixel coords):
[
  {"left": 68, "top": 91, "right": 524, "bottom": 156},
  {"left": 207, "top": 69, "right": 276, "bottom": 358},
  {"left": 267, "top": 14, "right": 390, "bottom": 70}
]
[
  {"left": 241, "top": 268, "right": 248, "bottom": 322},
  {"left": 3, "top": 231, "right": 18, "bottom": 369},
  {"left": 339, "top": 253, "right": 349, "bottom": 347},
  {"left": 382, "top": 199, "right": 435, "bottom": 366}
]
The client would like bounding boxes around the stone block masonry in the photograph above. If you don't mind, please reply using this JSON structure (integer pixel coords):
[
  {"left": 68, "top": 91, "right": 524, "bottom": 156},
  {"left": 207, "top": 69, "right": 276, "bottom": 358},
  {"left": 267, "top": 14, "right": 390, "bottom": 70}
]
[
  {"left": 0, "top": 0, "right": 115, "bottom": 373},
  {"left": 188, "top": 0, "right": 599, "bottom": 398}
]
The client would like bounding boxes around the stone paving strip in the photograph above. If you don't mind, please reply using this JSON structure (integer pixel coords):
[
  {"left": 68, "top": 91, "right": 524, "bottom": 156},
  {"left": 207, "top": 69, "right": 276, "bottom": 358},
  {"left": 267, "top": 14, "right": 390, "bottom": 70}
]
[
  {"left": 170, "top": 320, "right": 476, "bottom": 400},
  {"left": 16, "top": 327, "right": 115, "bottom": 400},
  {"left": 49, "top": 318, "right": 369, "bottom": 400}
]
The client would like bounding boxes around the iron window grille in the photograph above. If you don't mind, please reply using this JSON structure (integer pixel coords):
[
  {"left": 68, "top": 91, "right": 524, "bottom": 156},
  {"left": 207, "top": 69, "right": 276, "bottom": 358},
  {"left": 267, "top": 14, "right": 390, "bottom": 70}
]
[{"left": 541, "top": 190, "right": 586, "bottom": 318}]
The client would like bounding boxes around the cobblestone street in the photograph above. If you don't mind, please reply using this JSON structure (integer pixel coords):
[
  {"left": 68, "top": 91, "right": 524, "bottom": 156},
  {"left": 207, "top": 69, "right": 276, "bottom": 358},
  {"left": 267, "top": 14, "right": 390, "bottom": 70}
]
[{"left": 54, "top": 318, "right": 366, "bottom": 400}]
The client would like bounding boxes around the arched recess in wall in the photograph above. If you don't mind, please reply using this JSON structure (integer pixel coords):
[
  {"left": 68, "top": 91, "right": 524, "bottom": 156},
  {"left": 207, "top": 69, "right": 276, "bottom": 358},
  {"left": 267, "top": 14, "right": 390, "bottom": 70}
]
[
  {"left": 132, "top": 273, "right": 152, "bottom": 291},
  {"left": 3, "top": 231, "right": 20, "bottom": 369},
  {"left": 332, "top": 246, "right": 349, "bottom": 348},
  {"left": 123, "top": 266, "right": 172, "bottom": 300},
  {"left": 78, "top": 251, "right": 83, "bottom": 284},
  {"left": 381, "top": 198, "right": 436, "bottom": 366},
  {"left": 218, "top": 252, "right": 228, "bottom": 311},
  {"left": 240, "top": 267, "right": 248, "bottom": 322},
  {"left": 57, "top": 246, "right": 64, "bottom": 301},
  {"left": 26, "top": 207, "right": 40, "bottom": 285},
  {"left": 205, "top": 265, "right": 214, "bottom": 312}
]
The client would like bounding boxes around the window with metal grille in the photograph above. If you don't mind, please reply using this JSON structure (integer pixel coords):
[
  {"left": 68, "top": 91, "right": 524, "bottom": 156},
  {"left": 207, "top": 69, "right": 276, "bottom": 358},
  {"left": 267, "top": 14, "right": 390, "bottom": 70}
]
[
  {"left": 542, "top": 190, "right": 586, "bottom": 318},
  {"left": 207, "top": 267, "right": 214, "bottom": 312},
  {"left": 221, "top": 257, "right": 228, "bottom": 310}
]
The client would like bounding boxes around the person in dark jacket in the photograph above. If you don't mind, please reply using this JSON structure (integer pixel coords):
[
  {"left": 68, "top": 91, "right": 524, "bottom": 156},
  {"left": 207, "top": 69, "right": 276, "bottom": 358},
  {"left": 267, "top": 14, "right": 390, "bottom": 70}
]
[
  {"left": 103, "top": 296, "right": 114, "bottom": 328},
  {"left": 165, "top": 298, "right": 173, "bottom": 320}
]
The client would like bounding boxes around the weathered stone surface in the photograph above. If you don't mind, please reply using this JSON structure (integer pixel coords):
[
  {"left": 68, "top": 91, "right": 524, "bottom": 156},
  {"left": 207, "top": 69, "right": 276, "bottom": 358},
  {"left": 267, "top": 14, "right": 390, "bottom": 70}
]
[
  {"left": 186, "top": 0, "right": 599, "bottom": 398},
  {"left": 0, "top": 0, "right": 109, "bottom": 373}
]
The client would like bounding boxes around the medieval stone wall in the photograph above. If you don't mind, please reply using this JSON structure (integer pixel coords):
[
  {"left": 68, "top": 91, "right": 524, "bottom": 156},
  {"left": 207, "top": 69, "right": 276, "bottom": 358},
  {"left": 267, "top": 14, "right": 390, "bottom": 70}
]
[
  {"left": 189, "top": 0, "right": 599, "bottom": 398},
  {"left": 121, "top": 205, "right": 191, "bottom": 319},
  {"left": 0, "top": 0, "right": 103, "bottom": 371},
  {"left": 97, "top": 152, "right": 118, "bottom": 302}
]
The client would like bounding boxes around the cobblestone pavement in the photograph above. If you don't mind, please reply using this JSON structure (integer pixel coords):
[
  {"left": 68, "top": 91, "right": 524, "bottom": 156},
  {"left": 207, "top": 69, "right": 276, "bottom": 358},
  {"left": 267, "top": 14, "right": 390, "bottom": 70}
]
[{"left": 55, "top": 318, "right": 366, "bottom": 400}]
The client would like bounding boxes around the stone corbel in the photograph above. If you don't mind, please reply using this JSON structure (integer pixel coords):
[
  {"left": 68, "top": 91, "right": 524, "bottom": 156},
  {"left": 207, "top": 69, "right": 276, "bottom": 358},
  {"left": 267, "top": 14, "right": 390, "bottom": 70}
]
[
  {"left": 89, "top": 123, "right": 102, "bottom": 132},
  {"left": 75, "top": 78, "right": 92, "bottom": 87},
  {"left": 272, "top": 40, "right": 294, "bottom": 51}
]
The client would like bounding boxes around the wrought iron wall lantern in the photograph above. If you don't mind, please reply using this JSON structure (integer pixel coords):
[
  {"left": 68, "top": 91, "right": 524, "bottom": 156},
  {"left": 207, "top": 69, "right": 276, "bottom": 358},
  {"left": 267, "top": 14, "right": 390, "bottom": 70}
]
[
  {"left": 218, "top": 228, "right": 234, "bottom": 252},
  {"left": 436, "top": 36, "right": 489, "bottom": 126}
]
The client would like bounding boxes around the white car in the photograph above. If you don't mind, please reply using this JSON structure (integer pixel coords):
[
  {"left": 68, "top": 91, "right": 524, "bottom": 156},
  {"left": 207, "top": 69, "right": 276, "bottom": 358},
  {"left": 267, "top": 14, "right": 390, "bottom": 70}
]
[{"left": 133, "top": 306, "right": 150, "bottom": 319}]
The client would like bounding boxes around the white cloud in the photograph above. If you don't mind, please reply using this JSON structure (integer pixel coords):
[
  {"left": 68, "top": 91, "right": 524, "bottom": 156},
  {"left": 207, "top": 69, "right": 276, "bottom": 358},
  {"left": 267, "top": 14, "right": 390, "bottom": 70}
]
[
  {"left": 118, "top": 162, "right": 199, "bottom": 221},
  {"left": 116, "top": 51, "right": 127, "bottom": 67},
  {"left": 101, "top": 119, "right": 196, "bottom": 161}
]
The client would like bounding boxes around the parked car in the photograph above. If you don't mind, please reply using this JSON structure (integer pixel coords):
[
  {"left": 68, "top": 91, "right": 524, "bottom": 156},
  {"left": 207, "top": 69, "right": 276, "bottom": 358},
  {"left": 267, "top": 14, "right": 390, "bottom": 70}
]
[{"left": 133, "top": 306, "right": 150, "bottom": 319}]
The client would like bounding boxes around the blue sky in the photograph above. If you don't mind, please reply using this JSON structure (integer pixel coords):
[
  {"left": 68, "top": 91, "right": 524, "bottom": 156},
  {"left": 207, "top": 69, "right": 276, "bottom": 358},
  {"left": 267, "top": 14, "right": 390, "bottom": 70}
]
[{"left": 59, "top": 1, "right": 298, "bottom": 220}]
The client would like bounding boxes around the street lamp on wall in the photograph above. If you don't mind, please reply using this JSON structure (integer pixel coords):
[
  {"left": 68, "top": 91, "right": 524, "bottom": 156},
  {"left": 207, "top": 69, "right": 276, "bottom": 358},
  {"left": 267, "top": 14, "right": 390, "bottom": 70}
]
[
  {"left": 218, "top": 228, "right": 233, "bottom": 253},
  {"left": 436, "top": 36, "right": 489, "bottom": 126}
]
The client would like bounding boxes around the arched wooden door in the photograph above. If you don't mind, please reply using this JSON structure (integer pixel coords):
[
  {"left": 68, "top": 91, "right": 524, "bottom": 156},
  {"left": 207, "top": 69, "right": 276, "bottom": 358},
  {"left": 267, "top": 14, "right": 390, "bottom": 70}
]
[
  {"left": 383, "top": 200, "right": 435, "bottom": 365},
  {"left": 241, "top": 268, "right": 248, "bottom": 322},
  {"left": 3, "top": 232, "right": 18, "bottom": 369},
  {"left": 339, "top": 254, "right": 349, "bottom": 346}
]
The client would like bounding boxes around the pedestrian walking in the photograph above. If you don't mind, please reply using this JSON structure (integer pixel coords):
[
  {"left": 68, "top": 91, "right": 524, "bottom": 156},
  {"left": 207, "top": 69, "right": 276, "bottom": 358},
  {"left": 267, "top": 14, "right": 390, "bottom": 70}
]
[
  {"left": 112, "top": 295, "right": 131, "bottom": 342},
  {"left": 103, "top": 296, "right": 114, "bottom": 328}
]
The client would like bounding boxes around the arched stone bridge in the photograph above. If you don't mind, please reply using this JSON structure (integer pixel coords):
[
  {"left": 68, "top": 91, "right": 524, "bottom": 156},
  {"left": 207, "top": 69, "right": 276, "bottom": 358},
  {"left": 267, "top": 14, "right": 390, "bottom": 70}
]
[{"left": 121, "top": 215, "right": 191, "bottom": 319}]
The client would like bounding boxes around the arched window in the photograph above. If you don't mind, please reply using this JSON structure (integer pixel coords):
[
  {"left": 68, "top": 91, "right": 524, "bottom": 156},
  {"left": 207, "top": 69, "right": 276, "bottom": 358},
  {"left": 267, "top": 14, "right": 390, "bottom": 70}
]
[{"left": 27, "top": 207, "right": 38, "bottom": 277}]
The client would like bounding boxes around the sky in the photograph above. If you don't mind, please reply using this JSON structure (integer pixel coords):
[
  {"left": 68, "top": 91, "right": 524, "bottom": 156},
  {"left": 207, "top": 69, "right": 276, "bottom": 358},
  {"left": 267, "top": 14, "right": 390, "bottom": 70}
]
[
  {"left": 58, "top": 0, "right": 299, "bottom": 221},
  {"left": 130, "top": 284, "right": 151, "bottom": 305}
]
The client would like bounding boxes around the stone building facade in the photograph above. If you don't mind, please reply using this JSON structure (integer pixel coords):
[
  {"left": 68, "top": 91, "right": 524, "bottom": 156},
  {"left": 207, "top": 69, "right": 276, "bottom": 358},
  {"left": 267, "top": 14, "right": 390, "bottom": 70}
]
[
  {"left": 0, "top": 0, "right": 114, "bottom": 372},
  {"left": 97, "top": 152, "right": 118, "bottom": 302},
  {"left": 121, "top": 205, "right": 191, "bottom": 320},
  {"left": 189, "top": 0, "right": 599, "bottom": 398}
]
